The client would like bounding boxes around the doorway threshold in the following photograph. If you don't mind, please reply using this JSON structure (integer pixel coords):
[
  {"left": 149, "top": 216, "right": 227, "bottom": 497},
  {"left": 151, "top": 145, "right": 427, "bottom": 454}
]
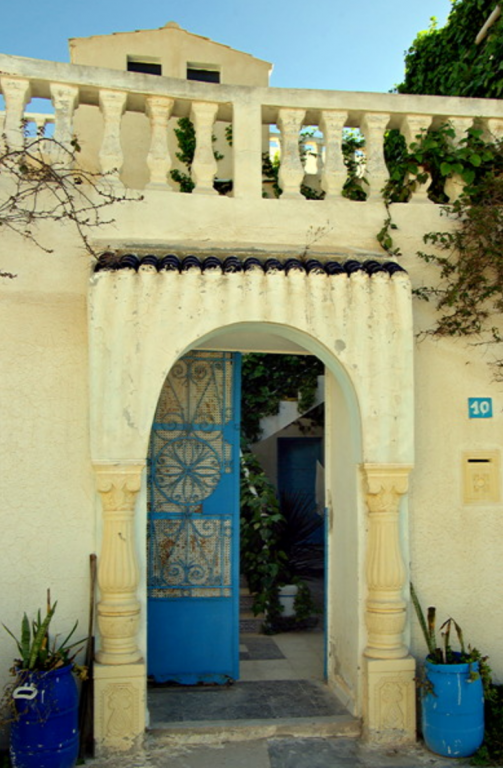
[{"left": 147, "top": 630, "right": 360, "bottom": 745}]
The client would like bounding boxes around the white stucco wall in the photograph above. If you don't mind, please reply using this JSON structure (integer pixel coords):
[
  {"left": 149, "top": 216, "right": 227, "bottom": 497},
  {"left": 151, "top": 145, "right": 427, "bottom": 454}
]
[
  {"left": 0, "top": 232, "right": 95, "bottom": 737},
  {"left": 1, "top": 38, "right": 503, "bottom": 738}
]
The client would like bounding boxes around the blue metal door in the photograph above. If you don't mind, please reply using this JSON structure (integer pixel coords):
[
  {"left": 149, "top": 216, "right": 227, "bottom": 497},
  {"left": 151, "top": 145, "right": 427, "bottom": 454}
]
[{"left": 147, "top": 351, "right": 241, "bottom": 684}]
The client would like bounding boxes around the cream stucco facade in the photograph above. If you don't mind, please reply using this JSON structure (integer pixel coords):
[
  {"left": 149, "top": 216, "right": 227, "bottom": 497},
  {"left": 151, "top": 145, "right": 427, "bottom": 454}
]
[{"left": 0, "top": 22, "right": 502, "bottom": 757}]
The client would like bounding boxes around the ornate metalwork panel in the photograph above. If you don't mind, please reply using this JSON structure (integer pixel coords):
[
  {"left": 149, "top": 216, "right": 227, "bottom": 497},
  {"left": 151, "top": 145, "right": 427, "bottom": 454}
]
[{"left": 147, "top": 352, "right": 238, "bottom": 599}]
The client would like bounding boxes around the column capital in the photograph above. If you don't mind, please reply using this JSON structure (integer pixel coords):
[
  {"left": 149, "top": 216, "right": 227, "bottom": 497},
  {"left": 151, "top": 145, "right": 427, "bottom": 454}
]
[
  {"left": 93, "top": 461, "right": 145, "bottom": 504},
  {"left": 362, "top": 464, "right": 412, "bottom": 505}
]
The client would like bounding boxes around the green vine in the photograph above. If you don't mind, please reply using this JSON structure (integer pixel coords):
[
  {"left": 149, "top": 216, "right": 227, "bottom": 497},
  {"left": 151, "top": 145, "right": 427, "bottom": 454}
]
[
  {"left": 415, "top": 159, "right": 503, "bottom": 374},
  {"left": 170, "top": 117, "right": 224, "bottom": 193},
  {"left": 377, "top": 123, "right": 502, "bottom": 259},
  {"left": 263, "top": 128, "right": 367, "bottom": 201}
]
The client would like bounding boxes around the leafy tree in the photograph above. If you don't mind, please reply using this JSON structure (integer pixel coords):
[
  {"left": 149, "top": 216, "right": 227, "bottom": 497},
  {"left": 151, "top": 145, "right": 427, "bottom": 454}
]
[
  {"left": 396, "top": 0, "right": 503, "bottom": 98},
  {"left": 241, "top": 353, "right": 324, "bottom": 443}
]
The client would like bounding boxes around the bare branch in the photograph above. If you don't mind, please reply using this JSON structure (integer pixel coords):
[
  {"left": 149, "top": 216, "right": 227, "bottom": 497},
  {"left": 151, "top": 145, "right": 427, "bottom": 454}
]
[{"left": 0, "top": 132, "right": 141, "bottom": 258}]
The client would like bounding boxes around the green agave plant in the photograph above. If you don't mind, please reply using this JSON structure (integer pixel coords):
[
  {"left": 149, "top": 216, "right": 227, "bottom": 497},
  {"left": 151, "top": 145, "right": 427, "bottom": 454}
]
[
  {"left": 410, "top": 582, "right": 492, "bottom": 695},
  {"left": 3, "top": 592, "right": 84, "bottom": 672}
]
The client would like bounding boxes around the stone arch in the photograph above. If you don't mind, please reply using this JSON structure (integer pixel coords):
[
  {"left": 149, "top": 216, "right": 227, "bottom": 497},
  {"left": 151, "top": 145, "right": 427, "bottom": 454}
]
[{"left": 89, "top": 262, "right": 415, "bottom": 750}]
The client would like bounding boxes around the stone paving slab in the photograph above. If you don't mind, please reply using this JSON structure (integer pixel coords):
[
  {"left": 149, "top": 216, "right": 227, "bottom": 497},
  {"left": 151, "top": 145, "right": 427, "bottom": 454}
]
[
  {"left": 240, "top": 636, "right": 286, "bottom": 661},
  {"left": 148, "top": 679, "right": 347, "bottom": 724},
  {"left": 85, "top": 736, "right": 475, "bottom": 768}
]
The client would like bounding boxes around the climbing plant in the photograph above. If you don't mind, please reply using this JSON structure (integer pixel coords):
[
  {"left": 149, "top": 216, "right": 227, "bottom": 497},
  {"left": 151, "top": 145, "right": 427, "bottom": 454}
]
[
  {"left": 169, "top": 116, "right": 224, "bottom": 193},
  {"left": 415, "top": 159, "right": 503, "bottom": 375},
  {"left": 377, "top": 123, "right": 502, "bottom": 255}
]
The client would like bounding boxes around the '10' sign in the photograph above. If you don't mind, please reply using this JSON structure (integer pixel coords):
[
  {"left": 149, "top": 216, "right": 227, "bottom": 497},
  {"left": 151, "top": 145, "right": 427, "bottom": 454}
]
[{"left": 468, "top": 398, "right": 493, "bottom": 419}]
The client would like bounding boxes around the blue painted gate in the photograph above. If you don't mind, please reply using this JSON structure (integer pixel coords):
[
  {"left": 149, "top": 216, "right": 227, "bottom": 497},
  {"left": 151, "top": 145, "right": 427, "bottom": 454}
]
[{"left": 147, "top": 351, "right": 241, "bottom": 683}]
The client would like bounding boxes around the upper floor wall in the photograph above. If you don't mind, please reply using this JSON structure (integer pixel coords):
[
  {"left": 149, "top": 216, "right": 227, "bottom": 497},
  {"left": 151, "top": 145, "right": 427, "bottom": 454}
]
[{"left": 69, "top": 22, "right": 272, "bottom": 86}]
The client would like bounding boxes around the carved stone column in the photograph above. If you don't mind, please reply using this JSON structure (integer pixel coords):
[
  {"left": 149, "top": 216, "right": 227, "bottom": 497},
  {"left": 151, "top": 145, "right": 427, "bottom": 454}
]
[
  {"left": 50, "top": 83, "right": 79, "bottom": 163},
  {"left": 364, "top": 464, "right": 410, "bottom": 659},
  {"left": 93, "top": 462, "right": 145, "bottom": 754},
  {"left": 277, "top": 107, "right": 306, "bottom": 199},
  {"left": 360, "top": 112, "right": 389, "bottom": 201},
  {"left": 145, "top": 95, "right": 174, "bottom": 189},
  {"left": 0, "top": 77, "right": 31, "bottom": 150},
  {"left": 399, "top": 114, "right": 433, "bottom": 203},
  {"left": 94, "top": 462, "right": 144, "bottom": 665},
  {"left": 98, "top": 89, "right": 127, "bottom": 185},
  {"left": 320, "top": 110, "right": 348, "bottom": 199},
  {"left": 362, "top": 463, "right": 415, "bottom": 745},
  {"left": 190, "top": 100, "right": 219, "bottom": 194}
]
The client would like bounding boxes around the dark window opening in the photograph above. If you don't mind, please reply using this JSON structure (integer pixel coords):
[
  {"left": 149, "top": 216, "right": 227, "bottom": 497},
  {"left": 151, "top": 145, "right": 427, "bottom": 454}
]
[
  {"left": 187, "top": 67, "right": 220, "bottom": 83},
  {"left": 127, "top": 61, "right": 162, "bottom": 76}
]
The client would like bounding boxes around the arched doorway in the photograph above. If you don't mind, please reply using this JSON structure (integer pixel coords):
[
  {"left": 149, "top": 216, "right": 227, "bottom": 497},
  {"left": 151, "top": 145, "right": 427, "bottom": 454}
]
[{"left": 89, "top": 261, "right": 415, "bottom": 750}]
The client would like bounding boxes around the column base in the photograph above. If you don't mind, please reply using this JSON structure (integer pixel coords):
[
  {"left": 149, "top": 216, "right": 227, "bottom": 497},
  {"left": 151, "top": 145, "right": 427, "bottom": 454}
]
[
  {"left": 363, "top": 656, "right": 416, "bottom": 745},
  {"left": 94, "top": 660, "right": 146, "bottom": 755}
]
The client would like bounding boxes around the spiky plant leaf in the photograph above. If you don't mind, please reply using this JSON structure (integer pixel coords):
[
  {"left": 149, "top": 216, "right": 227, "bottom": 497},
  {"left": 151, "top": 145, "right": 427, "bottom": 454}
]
[
  {"left": 28, "top": 602, "right": 57, "bottom": 670},
  {"left": 2, "top": 622, "right": 24, "bottom": 660},
  {"left": 410, "top": 582, "right": 439, "bottom": 657},
  {"left": 441, "top": 617, "right": 452, "bottom": 663},
  {"left": 20, "top": 614, "right": 31, "bottom": 665},
  {"left": 427, "top": 606, "right": 436, "bottom": 651},
  {"left": 55, "top": 620, "right": 79, "bottom": 656}
]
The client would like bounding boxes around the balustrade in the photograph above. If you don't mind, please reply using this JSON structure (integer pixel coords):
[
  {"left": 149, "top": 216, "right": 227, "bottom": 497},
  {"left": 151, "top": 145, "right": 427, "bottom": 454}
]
[{"left": 0, "top": 52, "right": 501, "bottom": 206}]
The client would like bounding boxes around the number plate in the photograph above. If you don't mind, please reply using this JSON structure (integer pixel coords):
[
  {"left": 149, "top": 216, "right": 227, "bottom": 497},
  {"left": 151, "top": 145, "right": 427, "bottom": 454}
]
[{"left": 468, "top": 398, "right": 493, "bottom": 419}]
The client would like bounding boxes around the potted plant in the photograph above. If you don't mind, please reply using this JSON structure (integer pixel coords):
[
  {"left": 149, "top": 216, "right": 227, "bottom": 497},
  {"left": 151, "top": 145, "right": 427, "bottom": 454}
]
[
  {"left": 2, "top": 592, "right": 85, "bottom": 768},
  {"left": 410, "top": 583, "right": 489, "bottom": 759}
]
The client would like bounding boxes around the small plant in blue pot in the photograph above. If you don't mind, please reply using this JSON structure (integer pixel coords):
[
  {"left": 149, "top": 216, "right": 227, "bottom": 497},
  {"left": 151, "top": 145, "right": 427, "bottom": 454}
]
[
  {"left": 2, "top": 592, "right": 86, "bottom": 768},
  {"left": 411, "top": 583, "right": 490, "bottom": 759}
]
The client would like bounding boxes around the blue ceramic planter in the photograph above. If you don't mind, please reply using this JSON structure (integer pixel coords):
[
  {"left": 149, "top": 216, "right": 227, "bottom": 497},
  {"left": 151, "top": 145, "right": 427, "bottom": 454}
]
[
  {"left": 422, "top": 657, "right": 484, "bottom": 758},
  {"left": 10, "top": 664, "right": 79, "bottom": 768}
]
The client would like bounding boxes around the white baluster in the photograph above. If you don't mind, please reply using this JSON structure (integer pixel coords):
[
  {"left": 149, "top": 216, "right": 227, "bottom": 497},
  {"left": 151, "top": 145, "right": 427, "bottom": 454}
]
[
  {"left": 360, "top": 113, "right": 390, "bottom": 202},
  {"left": 485, "top": 118, "right": 503, "bottom": 141},
  {"left": 34, "top": 115, "right": 50, "bottom": 135},
  {"left": 320, "top": 110, "right": 348, "bottom": 199},
  {"left": 190, "top": 100, "right": 219, "bottom": 195},
  {"left": 399, "top": 114, "right": 433, "bottom": 203},
  {"left": 50, "top": 83, "right": 79, "bottom": 163},
  {"left": 98, "top": 89, "right": 127, "bottom": 185},
  {"left": 445, "top": 117, "right": 473, "bottom": 202},
  {"left": 0, "top": 77, "right": 31, "bottom": 150},
  {"left": 277, "top": 107, "right": 305, "bottom": 199},
  {"left": 146, "top": 96, "right": 174, "bottom": 189}
]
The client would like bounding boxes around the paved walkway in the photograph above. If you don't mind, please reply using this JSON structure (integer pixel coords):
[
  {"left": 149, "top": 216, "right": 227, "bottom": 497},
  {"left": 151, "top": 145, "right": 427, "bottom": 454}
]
[
  {"left": 86, "top": 633, "right": 476, "bottom": 766},
  {"left": 86, "top": 736, "right": 475, "bottom": 767}
]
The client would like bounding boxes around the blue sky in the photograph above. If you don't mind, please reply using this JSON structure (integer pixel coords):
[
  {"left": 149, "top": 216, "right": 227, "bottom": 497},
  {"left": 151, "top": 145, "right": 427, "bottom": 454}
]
[{"left": 1, "top": 0, "right": 452, "bottom": 93}]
